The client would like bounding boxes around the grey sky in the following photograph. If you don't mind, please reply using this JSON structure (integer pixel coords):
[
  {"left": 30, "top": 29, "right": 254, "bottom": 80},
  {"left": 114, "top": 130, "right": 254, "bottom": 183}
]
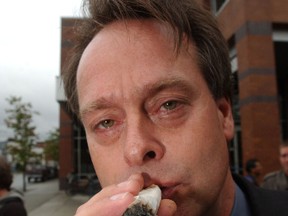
[{"left": 0, "top": 0, "right": 83, "bottom": 141}]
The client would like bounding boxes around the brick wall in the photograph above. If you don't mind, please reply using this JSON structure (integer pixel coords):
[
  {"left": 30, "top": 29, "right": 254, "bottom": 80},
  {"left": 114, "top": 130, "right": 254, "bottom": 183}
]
[
  {"left": 58, "top": 18, "right": 78, "bottom": 189},
  {"left": 205, "top": 0, "right": 288, "bottom": 177}
]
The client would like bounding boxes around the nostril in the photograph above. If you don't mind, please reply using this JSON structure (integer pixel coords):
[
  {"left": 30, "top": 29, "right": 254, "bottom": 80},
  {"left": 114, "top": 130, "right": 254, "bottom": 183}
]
[{"left": 146, "top": 151, "right": 156, "bottom": 159}]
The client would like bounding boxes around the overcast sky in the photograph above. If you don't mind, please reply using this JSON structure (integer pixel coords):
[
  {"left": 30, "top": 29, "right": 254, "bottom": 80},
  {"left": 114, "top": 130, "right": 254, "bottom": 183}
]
[{"left": 0, "top": 0, "right": 83, "bottom": 141}]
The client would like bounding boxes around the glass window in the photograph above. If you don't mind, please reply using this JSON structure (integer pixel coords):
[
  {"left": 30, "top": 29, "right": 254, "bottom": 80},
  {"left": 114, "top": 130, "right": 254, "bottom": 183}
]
[
  {"left": 274, "top": 42, "right": 288, "bottom": 141},
  {"left": 229, "top": 45, "right": 243, "bottom": 174},
  {"left": 73, "top": 122, "right": 94, "bottom": 174}
]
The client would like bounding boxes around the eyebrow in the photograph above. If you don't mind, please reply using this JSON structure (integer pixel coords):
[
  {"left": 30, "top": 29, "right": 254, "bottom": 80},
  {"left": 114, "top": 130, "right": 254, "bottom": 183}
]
[
  {"left": 80, "top": 97, "right": 115, "bottom": 120},
  {"left": 79, "top": 77, "right": 196, "bottom": 120},
  {"left": 144, "top": 77, "right": 196, "bottom": 98}
]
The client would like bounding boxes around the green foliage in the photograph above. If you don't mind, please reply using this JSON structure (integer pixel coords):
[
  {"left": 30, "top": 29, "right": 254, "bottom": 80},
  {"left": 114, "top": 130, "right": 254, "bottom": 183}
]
[
  {"left": 5, "top": 96, "right": 39, "bottom": 191},
  {"left": 44, "top": 128, "right": 59, "bottom": 162}
]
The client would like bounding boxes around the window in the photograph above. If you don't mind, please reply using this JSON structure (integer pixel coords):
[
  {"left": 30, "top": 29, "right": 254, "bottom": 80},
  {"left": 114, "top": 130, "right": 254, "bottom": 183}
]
[
  {"left": 73, "top": 122, "right": 94, "bottom": 174},
  {"left": 274, "top": 41, "right": 288, "bottom": 141},
  {"left": 229, "top": 46, "right": 243, "bottom": 174}
]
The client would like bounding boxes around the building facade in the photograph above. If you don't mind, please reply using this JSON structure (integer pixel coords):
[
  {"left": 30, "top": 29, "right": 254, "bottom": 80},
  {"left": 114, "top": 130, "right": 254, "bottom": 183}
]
[
  {"left": 57, "top": 0, "right": 288, "bottom": 189},
  {"left": 57, "top": 19, "right": 94, "bottom": 189},
  {"left": 206, "top": 0, "right": 288, "bottom": 176}
]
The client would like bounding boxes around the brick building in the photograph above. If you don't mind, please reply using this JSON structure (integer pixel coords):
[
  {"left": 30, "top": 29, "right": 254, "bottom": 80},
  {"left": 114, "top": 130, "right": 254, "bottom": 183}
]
[
  {"left": 205, "top": 0, "right": 288, "bottom": 176},
  {"left": 57, "top": 0, "right": 288, "bottom": 189},
  {"left": 57, "top": 19, "right": 95, "bottom": 189}
]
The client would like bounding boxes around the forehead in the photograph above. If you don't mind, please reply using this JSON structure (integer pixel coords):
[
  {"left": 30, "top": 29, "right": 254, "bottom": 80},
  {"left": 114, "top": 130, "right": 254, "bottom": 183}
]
[
  {"left": 77, "top": 20, "right": 171, "bottom": 92},
  {"left": 77, "top": 20, "right": 196, "bottom": 86},
  {"left": 280, "top": 146, "right": 288, "bottom": 153},
  {"left": 76, "top": 19, "right": 193, "bottom": 80},
  {"left": 76, "top": 19, "right": 203, "bottom": 116},
  {"left": 78, "top": 20, "right": 174, "bottom": 70}
]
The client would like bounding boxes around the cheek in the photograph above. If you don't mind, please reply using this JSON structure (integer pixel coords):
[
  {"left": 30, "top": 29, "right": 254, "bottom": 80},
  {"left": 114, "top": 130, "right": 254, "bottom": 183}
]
[
  {"left": 281, "top": 159, "right": 288, "bottom": 165},
  {"left": 171, "top": 108, "right": 229, "bottom": 173},
  {"left": 162, "top": 117, "right": 228, "bottom": 167},
  {"left": 87, "top": 139, "right": 123, "bottom": 187}
]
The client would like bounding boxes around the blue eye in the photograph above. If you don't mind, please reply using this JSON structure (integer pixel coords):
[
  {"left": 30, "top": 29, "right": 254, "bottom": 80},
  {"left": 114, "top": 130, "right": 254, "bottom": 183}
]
[
  {"left": 162, "top": 101, "right": 178, "bottom": 110},
  {"left": 99, "top": 119, "right": 115, "bottom": 129}
]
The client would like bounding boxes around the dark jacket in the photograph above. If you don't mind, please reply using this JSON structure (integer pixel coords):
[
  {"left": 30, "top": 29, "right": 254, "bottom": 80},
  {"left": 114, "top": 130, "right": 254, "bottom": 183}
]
[
  {"left": 0, "top": 190, "right": 27, "bottom": 216},
  {"left": 234, "top": 175, "right": 288, "bottom": 216}
]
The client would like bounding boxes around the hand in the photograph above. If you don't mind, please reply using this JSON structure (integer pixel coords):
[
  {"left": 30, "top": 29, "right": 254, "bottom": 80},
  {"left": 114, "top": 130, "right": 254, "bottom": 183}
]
[
  {"left": 75, "top": 174, "right": 177, "bottom": 216},
  {"left": 158, "top": 199, "right": 177, "bottom": 216}
]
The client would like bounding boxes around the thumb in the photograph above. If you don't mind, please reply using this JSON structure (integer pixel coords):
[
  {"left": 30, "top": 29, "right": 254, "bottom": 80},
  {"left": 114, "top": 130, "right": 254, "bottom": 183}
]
[{"left": 158, "top": 199, "right": 177, "bottom": 216}]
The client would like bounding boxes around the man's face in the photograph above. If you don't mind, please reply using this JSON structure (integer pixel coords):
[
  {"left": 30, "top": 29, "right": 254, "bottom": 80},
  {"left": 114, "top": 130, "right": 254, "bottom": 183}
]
[
  {"left": 252, "top": 162, "right": 263, "bottom": 177},
  {"left": 280, "top": 146, "right": 288, "bottom": 175},
  {"left": 77, "top": 20, "right": 234, "bottom": 215}
]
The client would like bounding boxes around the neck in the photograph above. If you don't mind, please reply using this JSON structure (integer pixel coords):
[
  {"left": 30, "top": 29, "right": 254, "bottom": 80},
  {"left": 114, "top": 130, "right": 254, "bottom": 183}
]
[{"left": 206, "top": 171, "right": 235, "bottom": 216}]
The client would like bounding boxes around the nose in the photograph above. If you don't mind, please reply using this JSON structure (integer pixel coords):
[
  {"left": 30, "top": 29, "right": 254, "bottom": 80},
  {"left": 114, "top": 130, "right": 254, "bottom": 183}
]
[{"left": 123, "top": 117, "right": 165, "bottom": 166}]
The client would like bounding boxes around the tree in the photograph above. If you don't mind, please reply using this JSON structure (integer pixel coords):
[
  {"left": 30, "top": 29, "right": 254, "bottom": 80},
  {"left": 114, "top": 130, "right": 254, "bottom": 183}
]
[
  {"left": 44, "top": 128, "right": 59, "bottom": 163},
  {"left": 5, "top": 96, "right": 39, "bottom": 192}
]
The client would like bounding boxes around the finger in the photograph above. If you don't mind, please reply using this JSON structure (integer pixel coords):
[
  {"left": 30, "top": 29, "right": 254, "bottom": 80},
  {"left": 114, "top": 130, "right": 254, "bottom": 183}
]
[
  {"left": 75, "top": 192, "right": 135, "bottom": 216},
  {"left": 82, "top": 174, "right": 144, "bottom": 207},
  {"left": 158, "top": 199, "right": 177, "bottom": 216}
]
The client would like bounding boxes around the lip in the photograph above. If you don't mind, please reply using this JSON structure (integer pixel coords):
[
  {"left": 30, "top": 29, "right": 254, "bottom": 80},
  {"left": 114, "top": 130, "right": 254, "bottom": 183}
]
[
  {"left": 141, "top": 174, "right": 180, "bottom": 199},
  {"left": 160, "top": 184, "right": 179, "bottom": 199}
]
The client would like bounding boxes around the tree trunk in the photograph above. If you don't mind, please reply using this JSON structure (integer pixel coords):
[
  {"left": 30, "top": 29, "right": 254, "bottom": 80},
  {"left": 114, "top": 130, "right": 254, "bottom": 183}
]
[{"left": 22, "top": 170, "right": 26, "bottom": 192}]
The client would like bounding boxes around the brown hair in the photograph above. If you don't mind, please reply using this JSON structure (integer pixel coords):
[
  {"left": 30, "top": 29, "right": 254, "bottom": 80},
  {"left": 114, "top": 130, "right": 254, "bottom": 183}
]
[
  {"left": 280, "top": 140, "right": 288, "bottom": 148},
  {"left": 0, "top": 157, "right": 13, "bottom": 190},
  {"left": 62, "top": 0, "right": 231, "bottom": 116}
]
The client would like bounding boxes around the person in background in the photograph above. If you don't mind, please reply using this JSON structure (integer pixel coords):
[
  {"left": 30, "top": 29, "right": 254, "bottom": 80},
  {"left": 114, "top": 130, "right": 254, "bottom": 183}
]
[
  {"left": 244, "top": 159, "right": 263, "bottom": 186},
  {"left": 262, "top": 141, "right": 288, "bottom": 191},
  {"left": 0, "top": 156, "right": 27, "bottom": 216},
  {"left": 62, "top": 0, "right": 288, "bottom": 215}
]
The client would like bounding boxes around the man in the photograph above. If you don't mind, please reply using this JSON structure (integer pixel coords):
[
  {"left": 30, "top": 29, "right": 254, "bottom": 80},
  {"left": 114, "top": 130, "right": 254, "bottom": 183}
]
[
  {"left": 62, "top": 0, "right": 288, "bottom": 215},
  {"left": 262, "top": 142, "right": 288, "bottom": 190},
  {"left": 0, "top": 156, "right": 27, "bottom": 216},
  {"left": 244, "top": 159, "right": 263, "bottom": 186}
]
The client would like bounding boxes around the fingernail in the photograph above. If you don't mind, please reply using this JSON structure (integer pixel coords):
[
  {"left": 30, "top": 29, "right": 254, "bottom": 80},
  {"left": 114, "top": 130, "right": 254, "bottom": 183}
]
[{"left": 110, "top": 192, "right": 129, "bottom": 200}]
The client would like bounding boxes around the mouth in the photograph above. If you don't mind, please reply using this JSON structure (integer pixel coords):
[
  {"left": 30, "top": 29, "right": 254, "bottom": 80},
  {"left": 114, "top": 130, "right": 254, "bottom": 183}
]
[
  {"left": 159, "top": 184, "right": 179, "bottom": 199},
  {"left": 141, "top": 174, "right": 179, "bottom": 200}
]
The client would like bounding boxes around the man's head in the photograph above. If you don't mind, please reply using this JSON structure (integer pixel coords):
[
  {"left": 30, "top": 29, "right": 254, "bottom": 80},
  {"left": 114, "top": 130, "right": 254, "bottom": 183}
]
[
  {"left": 245, "top": 158, "right": 262, "bottom": 177},
  {"left": 63, "top": 0, "right": 232, "bottom": 117},
  {"left": 63, "top": 0, "right": 235, "bottom": 215},
  {"left": 0, "top": 156, "right": 13, "bottom": 191},
  {"left": 279, "top": 141, "right": 288, "bottom": 175}
]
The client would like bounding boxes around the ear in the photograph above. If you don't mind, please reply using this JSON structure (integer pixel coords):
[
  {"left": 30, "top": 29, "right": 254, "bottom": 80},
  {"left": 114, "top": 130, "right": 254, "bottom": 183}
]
[{"left": 216, "top": 97, "right": 234, "bottom": 141}]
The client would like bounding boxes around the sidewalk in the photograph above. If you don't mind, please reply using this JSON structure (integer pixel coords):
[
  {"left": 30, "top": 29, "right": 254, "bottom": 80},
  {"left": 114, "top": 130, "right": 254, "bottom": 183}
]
[{"left": 28, "top": 191, "right": 90, "bottom": 216}]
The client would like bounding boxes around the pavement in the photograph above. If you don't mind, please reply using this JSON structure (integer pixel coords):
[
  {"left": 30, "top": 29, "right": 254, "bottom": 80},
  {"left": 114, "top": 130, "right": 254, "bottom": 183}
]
[
  {"left": 11, "top": 173, "right": 92, "bottom": 216},
  {"left": 28, "top": 192, "right": 90, "bottom": 216}
]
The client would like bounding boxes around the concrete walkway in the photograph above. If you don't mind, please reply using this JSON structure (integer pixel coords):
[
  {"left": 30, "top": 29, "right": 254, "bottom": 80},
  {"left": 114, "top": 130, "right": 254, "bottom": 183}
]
[{"left": 28, "top": 192, "right": 90, "bottom": 216}]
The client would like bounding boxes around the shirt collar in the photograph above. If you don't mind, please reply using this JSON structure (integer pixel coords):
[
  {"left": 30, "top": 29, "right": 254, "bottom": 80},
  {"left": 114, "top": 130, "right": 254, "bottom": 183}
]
[{"left": 230, "top": 183, "right": 251, "bottom": 216}]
